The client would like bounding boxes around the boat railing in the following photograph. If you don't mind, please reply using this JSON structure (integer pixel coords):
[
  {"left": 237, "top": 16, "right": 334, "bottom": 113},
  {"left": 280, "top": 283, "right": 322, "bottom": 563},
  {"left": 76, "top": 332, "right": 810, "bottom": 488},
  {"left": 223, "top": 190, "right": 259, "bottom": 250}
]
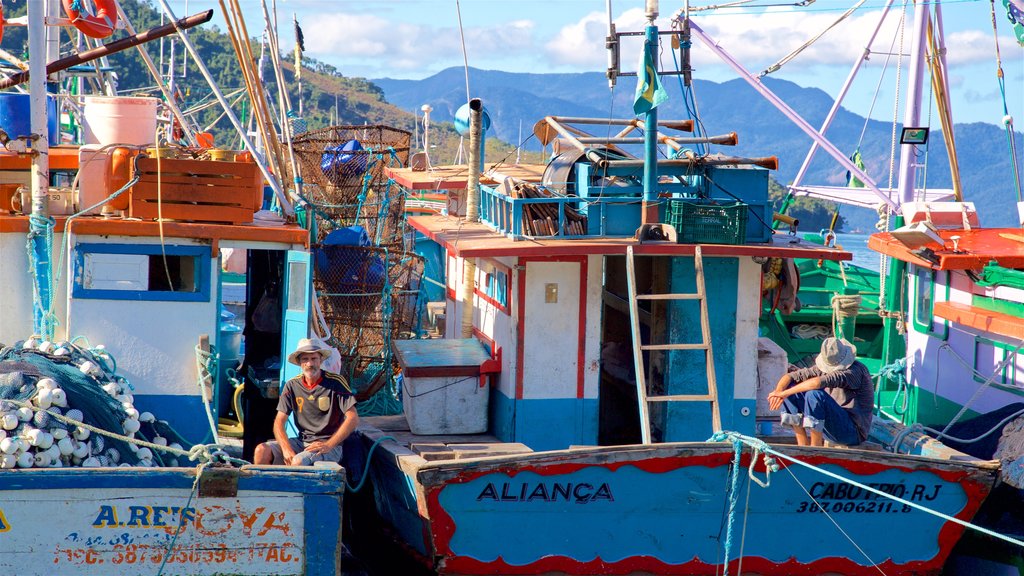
[{"left": 479, "top": 182, "right": 654, "bottom": 239}]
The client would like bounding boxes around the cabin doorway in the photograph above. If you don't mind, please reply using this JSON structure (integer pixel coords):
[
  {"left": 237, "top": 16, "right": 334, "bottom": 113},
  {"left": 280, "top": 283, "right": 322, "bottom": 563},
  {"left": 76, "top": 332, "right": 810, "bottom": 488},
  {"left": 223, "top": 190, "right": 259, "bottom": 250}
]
[
  {"left": 217, "top": 247, "right": 311, "bottom": 461},
  {"left": 598, "top": 254, "right": 675, "bottom": 445}
]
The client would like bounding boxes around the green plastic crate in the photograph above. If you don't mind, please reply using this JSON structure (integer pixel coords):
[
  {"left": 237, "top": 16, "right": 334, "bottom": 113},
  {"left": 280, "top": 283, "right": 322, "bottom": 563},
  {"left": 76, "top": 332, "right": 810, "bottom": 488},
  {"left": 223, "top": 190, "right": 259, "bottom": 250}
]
[{"left": 667, "top": 200, "right": 748, "bottom": 245}]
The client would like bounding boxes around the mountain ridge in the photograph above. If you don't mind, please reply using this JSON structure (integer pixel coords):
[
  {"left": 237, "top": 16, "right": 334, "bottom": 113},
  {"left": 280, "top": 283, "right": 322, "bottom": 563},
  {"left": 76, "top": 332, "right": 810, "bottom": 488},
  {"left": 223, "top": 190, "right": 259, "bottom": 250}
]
[{"left": 375, "top": 67, "right": 1024, "bottom": 231}]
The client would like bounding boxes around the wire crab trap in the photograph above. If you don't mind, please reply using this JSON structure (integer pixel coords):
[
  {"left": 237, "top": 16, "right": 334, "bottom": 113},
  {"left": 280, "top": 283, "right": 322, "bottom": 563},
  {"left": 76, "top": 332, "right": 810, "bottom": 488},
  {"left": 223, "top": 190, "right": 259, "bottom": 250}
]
[
  {"left": 312, "top": 244, "right": 424, "bottom": 412},
  {"left": 291, "top": 125, "right": 411, "bottom": 205},
  {"left": 305, "top": 187, "right": 411, "bottom": 250},
  {"left": 293, "top": 126, "right": 412, "bottom": 250}
]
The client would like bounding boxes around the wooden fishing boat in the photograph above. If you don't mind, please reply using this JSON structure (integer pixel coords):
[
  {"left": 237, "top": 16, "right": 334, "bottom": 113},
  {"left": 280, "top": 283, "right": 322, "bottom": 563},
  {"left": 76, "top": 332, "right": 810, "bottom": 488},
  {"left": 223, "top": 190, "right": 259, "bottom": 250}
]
[
  {"left": 0, "top": 2, "right": 350, "bottom": 574},
  {"left": 344, "top": 57, "right": 999, "bottom": 575}
]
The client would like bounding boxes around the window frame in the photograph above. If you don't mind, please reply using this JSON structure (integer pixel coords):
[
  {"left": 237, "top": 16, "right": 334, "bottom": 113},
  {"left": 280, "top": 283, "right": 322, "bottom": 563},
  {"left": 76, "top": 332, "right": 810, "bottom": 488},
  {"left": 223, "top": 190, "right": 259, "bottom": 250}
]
[{"left": 73, "top": 243, "right": 211, "bottom": 302}]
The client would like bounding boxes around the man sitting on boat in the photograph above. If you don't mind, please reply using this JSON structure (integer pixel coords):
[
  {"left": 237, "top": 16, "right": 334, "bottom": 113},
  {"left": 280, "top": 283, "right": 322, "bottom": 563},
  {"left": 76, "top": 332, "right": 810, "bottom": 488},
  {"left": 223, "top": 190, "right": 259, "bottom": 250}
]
[
  {"left": 767, "top": 337, "right": 874, "bottom": 447},
  {"left": 254, "top": 338, "right": 359, "bottom": 465}
]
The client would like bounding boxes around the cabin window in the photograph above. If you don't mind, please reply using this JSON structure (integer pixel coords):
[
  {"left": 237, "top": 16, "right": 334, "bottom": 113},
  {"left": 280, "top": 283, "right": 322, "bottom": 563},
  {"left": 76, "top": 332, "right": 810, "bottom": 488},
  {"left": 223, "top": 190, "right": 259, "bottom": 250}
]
[
  {"left": 287, "top": 260, "right": 307, "bottom": 312},
  {"left": 973, "top": 336, "right": 1020, "bottom": 389},
  {"left": 74, "top": 243, "right": 210, "bottom": 302},
  {"left": 911, "top": 266, "right": 948, "bottom": 340},
  {"left": 474, "top": 260, "right": 510, "bottom": 313}
]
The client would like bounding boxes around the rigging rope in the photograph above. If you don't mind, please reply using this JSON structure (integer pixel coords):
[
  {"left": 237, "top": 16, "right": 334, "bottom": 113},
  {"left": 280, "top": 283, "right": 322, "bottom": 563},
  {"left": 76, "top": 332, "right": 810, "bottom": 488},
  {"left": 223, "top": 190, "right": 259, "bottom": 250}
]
[
  {"left": 720, "top": 430, "right": 1024, "bottom": 550},
  {"left": 989, "top": 0, "right": 1024, "bottom": 202},
  {"left": 759, "top": 0, "right": 867, "bottom": 77}
]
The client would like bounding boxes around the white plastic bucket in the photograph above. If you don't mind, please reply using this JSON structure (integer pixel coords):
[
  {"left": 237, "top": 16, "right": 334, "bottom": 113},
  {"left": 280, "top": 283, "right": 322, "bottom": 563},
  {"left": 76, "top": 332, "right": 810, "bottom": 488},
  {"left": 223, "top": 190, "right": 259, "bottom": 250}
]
[{"left": 82, "top": 96, "right": 159, "bottom": 146}]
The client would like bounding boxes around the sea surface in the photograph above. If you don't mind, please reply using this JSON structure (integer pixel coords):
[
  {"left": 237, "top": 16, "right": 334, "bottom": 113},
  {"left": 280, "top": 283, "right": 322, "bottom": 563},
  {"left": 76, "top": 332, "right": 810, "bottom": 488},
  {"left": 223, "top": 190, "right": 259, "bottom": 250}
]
[{"left": 833, "top": 233, "right": 879, "bottom": 272}]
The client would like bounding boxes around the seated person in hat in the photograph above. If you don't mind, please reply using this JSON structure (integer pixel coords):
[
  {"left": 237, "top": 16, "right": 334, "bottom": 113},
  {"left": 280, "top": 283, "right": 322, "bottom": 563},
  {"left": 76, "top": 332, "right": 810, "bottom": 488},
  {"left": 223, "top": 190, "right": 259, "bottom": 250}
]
[
  {"left": 254, "top": 338, "right": 359, "bottom": 465},
  {"left": 767, "top": 337, "right": 874, "bottom": 447}
]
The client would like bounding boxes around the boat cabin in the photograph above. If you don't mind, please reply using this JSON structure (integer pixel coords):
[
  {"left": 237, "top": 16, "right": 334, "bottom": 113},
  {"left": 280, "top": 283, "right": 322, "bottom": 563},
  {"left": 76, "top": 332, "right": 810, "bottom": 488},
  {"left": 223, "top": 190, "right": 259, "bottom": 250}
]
[
  {"left": 387, "top": 133, "right": 852, "bottom": 450},
  {"left": 0, "top": 147, "right": 313, "bottom": 450},
  {"left": 870, "top": 203, "right": 1024, "bottom": 427}
]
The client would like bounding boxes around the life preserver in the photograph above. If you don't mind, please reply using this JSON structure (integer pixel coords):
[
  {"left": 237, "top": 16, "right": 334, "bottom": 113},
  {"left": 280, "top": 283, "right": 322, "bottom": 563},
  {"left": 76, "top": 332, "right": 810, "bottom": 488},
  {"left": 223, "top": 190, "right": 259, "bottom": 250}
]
[{"left": 62, "top": 0, "right": 118, "bottom": 39}]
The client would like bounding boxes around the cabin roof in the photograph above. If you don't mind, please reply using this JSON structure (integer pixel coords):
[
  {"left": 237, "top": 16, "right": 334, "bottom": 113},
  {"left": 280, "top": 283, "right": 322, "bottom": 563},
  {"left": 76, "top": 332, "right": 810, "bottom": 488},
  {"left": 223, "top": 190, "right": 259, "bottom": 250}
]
[
  {"left": 409, "top": 214, "right": 852, "bottom": 260},
  {"left": 387, "top": 163, "right": 546, "bottom": 190},
  {"left": 869, "top": 228, "right": 1024, "bottom": 270},
  {"left": 0, "top": 215, "right": 309, "bottom": 251}
]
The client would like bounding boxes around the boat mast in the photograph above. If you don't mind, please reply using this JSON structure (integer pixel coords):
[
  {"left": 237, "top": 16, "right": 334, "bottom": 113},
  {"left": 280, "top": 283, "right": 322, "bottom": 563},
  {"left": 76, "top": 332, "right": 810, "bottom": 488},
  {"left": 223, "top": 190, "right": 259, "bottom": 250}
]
[
  {"left": 642, "top": 0, "right": 660, "bottom": 224},
  {"left": 28, "top": 0, "right": 53, "bottom": 339},
  {"left": 897, "top": 0, "right": 931, "bottom": 204}
]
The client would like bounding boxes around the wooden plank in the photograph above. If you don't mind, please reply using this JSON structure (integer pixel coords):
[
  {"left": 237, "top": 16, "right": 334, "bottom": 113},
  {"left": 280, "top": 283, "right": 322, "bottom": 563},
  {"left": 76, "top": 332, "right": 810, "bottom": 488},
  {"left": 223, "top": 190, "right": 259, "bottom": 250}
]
[
  {"left": 131, "top": 202, "right": 253, "bottom": 224},
  {"left": 636, "top": 293, "right": 701, "bottom": 300},
  {"left": 625, "top": 246, "right": 653, "bottom": 445},
  {"left": 933, "top": 301, "right": 1024, "bottom": 340},
  {"left": 135, "top": 173, "right": 254, "bottom": 187},
  {"left": 136, "top": 157, "right": 260, "bottom": 178},
  {"left": 695, "top": 246, "right": 722, "bottom": 433},
  {"left": 648, "top": 394, "right": 715, "bottom": 402},
  {"left": 640, "top": 343, "right": 708, "bottom": 351},
  {"left": 132, "top": 182, "right": 255, "bottom": 206}
]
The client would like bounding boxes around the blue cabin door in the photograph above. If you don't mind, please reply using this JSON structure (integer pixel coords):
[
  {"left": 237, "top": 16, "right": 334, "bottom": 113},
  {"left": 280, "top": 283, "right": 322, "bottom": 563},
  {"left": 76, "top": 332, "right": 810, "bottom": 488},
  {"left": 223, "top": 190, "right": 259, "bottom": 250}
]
[{"left": 280, "top": 250, "right": 312, "bottom": 383}]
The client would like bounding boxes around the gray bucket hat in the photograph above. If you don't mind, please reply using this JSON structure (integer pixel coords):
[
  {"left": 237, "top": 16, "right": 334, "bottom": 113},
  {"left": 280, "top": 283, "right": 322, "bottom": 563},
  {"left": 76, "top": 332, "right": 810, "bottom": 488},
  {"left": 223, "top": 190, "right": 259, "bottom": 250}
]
[{"left": 816, "top": 337, "right": 856, "bottom": 374}]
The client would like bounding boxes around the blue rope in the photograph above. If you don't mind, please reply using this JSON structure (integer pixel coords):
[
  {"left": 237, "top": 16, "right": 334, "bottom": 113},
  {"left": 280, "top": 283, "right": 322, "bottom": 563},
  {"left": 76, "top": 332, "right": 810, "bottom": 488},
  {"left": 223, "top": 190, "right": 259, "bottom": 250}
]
[
  {"left": 721, "top": 438, "right": 742, "bottom": 575},
  {"left": 27, "top": 213, "right": 56, "bottom": 340},
  {"left": 878, "top": 357, "right": 909, "bottom": 416}
]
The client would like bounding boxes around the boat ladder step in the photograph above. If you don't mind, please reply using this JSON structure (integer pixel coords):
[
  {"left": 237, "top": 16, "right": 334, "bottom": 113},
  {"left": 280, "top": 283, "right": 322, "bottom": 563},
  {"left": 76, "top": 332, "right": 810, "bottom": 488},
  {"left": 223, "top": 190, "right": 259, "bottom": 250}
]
[{"left": 626, "top": 245, "right": 721, "bottom": 444}]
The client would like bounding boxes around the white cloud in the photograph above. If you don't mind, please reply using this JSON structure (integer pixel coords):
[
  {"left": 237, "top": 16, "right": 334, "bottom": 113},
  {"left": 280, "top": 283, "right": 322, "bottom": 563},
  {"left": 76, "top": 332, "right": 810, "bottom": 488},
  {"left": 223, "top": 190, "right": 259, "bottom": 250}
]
[
  {"left": 303, "top": 12, "right": 535, "bottom": 74},
  {"left": 541, "top": 6, "right": 1019, "bottom": 75}
]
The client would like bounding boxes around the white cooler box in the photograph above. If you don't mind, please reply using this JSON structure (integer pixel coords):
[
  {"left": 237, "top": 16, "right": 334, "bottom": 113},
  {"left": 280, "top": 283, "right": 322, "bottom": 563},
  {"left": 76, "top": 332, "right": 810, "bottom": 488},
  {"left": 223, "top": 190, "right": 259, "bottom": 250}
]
[{"left": 393, "top": 338, "right": 499, "bottom": 435}]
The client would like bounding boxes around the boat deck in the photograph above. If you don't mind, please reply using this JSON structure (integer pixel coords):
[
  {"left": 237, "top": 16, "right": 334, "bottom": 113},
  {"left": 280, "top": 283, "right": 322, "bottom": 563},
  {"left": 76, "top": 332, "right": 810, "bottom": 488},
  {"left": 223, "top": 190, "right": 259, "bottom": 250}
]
[
  {"left": 870, "top": 227, "right": 1024, "bottom": 269},
  {"left": 360, "top": 415, "right": 531, "bottom": 462},
  {"left": 409, "top": 214, "right": 854, "bottom": 260}
]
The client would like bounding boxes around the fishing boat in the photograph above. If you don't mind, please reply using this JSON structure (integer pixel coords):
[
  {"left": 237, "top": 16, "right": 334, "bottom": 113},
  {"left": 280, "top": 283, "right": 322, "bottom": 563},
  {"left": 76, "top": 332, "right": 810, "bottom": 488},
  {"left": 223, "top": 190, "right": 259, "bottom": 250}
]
[
  {"left": 701, "top": 0, "right": 1024, "bottom": 567},
  {"left": 341, "top": 3, "right": 1003, "bottom": 574},
  {"left": 0, "top": 2, "right": 350, "bottom": 573}
]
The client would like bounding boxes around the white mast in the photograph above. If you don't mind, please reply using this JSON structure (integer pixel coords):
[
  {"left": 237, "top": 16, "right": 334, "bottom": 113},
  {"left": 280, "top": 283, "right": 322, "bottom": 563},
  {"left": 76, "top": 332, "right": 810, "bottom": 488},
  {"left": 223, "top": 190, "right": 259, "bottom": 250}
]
[
  {"left": 897, "top": 0, "right": 931, "bottom": 205},
  {"left": 28, "top": 0, "right": 52, "bottom": 338}
]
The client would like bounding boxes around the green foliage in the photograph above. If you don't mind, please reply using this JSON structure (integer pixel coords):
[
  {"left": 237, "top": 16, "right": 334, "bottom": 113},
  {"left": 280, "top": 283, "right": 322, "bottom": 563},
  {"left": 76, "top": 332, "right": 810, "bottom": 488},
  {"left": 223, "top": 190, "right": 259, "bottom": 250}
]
[{"left": 768, "top": 178, "right": 847, "bottom": 232}]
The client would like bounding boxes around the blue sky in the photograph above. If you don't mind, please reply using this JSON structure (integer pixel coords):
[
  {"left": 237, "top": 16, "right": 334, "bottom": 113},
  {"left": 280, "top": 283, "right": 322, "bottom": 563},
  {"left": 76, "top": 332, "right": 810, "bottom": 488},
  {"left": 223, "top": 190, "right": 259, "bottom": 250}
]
[{"left": 163, "top": 0, "right": 1022, "bottom": 128}]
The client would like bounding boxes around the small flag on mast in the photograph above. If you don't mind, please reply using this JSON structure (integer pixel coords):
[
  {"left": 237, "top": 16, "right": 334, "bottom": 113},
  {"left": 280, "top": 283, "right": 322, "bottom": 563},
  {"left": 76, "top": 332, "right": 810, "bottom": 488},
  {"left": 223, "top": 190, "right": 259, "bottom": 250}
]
[{"left": 633, "top": 40, "right": 668, "bottom": 115}]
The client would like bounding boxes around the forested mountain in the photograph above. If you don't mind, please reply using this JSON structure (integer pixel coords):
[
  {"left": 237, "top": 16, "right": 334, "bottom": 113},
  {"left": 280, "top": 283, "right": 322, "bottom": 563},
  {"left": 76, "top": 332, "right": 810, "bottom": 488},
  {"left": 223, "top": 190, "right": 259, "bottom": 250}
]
[{"left": 376, "top": 68, "right": 1024, "bottom": 231}]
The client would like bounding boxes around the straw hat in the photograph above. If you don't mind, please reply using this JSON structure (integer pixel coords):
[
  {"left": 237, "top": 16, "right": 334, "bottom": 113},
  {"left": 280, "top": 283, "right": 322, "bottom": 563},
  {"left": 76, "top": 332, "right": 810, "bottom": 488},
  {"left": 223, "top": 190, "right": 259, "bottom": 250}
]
[
  {"left": 287, "top": 338, "right": 332, "bottom": 366},
  {"left": 815, "top": 337, "right": 856, "bottom": 374}
]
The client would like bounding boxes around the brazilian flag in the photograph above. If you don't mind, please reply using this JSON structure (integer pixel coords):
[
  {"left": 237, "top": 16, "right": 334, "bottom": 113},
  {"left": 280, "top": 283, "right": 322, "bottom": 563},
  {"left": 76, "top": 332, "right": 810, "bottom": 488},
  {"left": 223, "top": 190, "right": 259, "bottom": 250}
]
[
  {"left": 633, "top": 42, "right": 668, "bottom": 115},
  {"left": 846, "top": 149, "right": 866, "bottom": 188}
]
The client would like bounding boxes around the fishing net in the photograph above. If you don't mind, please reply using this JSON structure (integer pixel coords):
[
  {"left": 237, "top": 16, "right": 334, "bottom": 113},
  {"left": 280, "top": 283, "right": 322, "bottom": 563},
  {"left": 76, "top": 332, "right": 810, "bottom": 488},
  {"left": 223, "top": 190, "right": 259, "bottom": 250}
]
[
  {"left": 0, "top": 340, "right": 192, "bottom": 468},
  {"left": 293, "top": 126, "right": 412, "bottom": 250},
  {"left": 313, "top": 244, "right": 424, "bottom": 405}
]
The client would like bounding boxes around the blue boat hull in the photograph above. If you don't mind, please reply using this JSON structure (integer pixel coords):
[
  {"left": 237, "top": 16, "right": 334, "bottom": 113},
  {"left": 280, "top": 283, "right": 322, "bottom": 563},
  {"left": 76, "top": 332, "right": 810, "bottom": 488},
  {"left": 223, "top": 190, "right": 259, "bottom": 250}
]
[{"left": 354, "top": 436, "right": 996, "bottom": 575}]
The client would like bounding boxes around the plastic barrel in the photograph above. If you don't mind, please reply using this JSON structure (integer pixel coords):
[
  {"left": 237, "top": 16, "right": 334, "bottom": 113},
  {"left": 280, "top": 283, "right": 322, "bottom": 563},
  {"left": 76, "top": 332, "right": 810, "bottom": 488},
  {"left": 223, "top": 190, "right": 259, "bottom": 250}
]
[
  {"left": 82, "top": 96, "right": 159, "bottom": 146},
  {"left": 0, "top": 93, "right": 59, "bottom": 146}
]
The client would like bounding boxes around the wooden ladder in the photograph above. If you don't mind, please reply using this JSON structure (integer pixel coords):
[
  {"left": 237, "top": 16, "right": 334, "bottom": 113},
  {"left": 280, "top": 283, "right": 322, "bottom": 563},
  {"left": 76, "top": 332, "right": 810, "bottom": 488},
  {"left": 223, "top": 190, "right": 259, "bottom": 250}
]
[{"left": 626, "top": 245, "right": 721, "bottom": 444}]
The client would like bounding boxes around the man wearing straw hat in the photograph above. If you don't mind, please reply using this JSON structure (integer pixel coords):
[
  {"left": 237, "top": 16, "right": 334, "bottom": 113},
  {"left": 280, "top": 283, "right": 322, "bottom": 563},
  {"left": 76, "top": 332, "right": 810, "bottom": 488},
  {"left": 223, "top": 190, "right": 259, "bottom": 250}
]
[
  {"left": 767, "top": 337, "right": 874, "bottom": 447},
  {"left": 254, "top": 338, "right": 359, "bottom": 465}
]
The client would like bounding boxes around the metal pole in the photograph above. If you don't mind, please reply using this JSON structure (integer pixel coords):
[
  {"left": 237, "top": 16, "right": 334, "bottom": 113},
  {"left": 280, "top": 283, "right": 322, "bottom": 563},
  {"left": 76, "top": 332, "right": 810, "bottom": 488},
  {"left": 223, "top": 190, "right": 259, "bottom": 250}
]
[
  {"left": 897, "top": 0, "right": 930, "bottom": 205},
  {"left": 28, "top": 0, "right": 52, "bottom": 338},
  {"left": 642, "top": 23, "right": 659, "bottom": 220},
  {"left": 0, "top": 11, "right": 215, "bottom": 90},
  {"left": 466, "top": 98, "right": 482, "bottom": 223},
  {"left": 687, "top": 20, "right": 898, "bottom": 213},
  {"left": 152, "top": 0, "right": 292, "bottom": 214}
]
